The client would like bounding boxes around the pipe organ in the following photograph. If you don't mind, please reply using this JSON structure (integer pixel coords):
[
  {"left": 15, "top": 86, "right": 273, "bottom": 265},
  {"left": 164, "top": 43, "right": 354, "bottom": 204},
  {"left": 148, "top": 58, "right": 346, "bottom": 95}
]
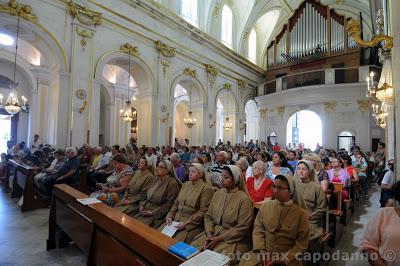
[{"left": 267, "top": 0, "right": 358, "bottom": 68}]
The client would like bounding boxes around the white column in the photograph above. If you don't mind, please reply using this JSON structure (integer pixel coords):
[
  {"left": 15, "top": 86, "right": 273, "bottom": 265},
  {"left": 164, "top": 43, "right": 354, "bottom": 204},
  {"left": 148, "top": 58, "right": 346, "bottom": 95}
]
[
  {"left": 276, "top": 77, "right": 283, "bottom": 91},
  {"left": 157, "top": 57, "right": 170, "bottom": 146},
  {"left": 89, "top": 81, "right": 101, "bottom": 146},
  {"left": 325, "top": 69, "right": 335, "bottom": 84},
  {"left": 27, "top": 86, "right": 40, "bottom": 147},
  {"left": 391, "top": 0, "right": 400, "bottom": 181},
  {"left": 387, "top": 104, "right": 395, "bottom": 159},
  {"left": 70, "top": 23, "right": 95, "bottom": 146},
  {"left": 56, "top": 72, "right": 71, "bottom": 148}
]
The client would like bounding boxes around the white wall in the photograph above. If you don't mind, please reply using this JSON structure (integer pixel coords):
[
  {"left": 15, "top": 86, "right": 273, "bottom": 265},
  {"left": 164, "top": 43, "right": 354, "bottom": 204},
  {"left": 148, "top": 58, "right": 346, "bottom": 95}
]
[{"left": 256, "top": 83, "right": 385, "bottom": 152}]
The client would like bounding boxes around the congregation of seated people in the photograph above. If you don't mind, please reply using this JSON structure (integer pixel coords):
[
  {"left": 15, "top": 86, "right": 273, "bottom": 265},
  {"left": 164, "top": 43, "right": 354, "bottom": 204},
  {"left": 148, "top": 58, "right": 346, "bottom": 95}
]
[{"left": 1, "top": 137, "right": 398, "bottom": 265}]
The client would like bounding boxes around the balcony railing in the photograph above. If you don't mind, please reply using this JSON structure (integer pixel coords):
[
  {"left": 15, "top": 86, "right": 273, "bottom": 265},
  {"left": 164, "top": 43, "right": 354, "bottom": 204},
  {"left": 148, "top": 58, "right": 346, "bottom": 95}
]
[{"left": 262, "top": 65, "right": 381, "bottom": 96}]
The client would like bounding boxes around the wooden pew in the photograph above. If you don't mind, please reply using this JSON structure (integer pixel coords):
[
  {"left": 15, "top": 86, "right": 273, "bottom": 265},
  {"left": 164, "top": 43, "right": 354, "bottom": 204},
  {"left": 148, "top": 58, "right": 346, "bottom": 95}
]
[
  {"left": 47, "top": 184, "right": 185, "bottom": 265},
  {"left": 7, "top": 159, "right": 49, "bottom": 212}
]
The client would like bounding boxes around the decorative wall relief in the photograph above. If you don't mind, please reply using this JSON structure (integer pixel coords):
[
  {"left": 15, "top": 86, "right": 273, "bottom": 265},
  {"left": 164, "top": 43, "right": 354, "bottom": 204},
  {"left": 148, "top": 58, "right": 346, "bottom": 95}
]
[
  {"left": 357, "top": 100, "right": 371, "bottom": 112},
  {"left": 323, "top": 101, "right": 337, "bottom": 113},
  {"left": 120, "top": 43, "right": 140, "bottom": 57},
  {"left": 0, "top": 0, "right": 38, "bottom": 22},
  {"left": 276, "top": 106, "right": 285, "bottom": 117},
  {"left": 68, "top": 1, "right": 102, "bottom": 26},
  {"left": 259, "top": 108, "right": 268, "bottom": 118},
  {"left": 183, "top": 68, "right": 197, "bottom": 78},
  {"left": 155, "top": 40, "right": 176, "bottom": 58},
  {"left": 237, "top": 79, "right": 246, "bottom": 90},
  {"left": 223, "top": 83, "right": 231, "bottom": 90},
  {"left": 76, "top": 28, "right": 93, "bottom": 49},
  {"left": 160, "top": 59, "right": 170, "bottom": 78},
  {"left": 205, "top": 64, "right": 218, "bottom": 87}
]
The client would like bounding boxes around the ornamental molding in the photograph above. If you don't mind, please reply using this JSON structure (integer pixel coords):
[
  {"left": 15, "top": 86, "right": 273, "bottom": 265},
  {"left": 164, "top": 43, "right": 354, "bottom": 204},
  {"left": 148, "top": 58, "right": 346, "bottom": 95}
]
[{"left": 0, "top": 0, "right": 38, "bottom": 22}]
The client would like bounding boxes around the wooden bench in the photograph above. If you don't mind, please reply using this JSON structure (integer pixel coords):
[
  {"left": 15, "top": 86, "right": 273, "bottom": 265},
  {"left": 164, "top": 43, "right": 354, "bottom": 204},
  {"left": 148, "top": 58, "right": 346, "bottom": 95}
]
[
  {"left": 47, "top": 184, "right": 185, "bottom": 265},
  {"left": 7, "top": 159, "right": 50, "bottom": 212}
]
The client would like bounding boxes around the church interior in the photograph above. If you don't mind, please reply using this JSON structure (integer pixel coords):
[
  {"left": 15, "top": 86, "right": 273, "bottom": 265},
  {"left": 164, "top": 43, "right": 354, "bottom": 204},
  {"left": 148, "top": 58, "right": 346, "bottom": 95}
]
[{"left": 0, "top": 0, "right": 399, "bottom": 265}]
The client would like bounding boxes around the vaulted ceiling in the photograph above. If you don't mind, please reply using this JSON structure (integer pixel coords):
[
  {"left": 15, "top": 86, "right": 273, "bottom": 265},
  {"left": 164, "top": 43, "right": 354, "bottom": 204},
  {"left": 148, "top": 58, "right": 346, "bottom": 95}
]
[{"left": 154, "top": 0, "right": 373, "bottom": 68}]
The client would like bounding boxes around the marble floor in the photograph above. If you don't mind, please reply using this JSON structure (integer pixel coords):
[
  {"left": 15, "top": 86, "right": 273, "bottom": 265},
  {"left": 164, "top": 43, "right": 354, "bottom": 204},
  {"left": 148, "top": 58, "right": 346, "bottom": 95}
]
[
  {"left": 0, "top": 188, "right": 85, "bottom": 266},
  {"left": 0, "top": 183, "right": 381, "bottom": 266}
]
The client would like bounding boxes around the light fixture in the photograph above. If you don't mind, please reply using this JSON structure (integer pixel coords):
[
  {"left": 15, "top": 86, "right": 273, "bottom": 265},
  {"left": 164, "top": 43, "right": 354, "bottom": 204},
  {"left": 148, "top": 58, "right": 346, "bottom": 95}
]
[
  {"left": 223, "top": 89, "right": 232, "bottom": 131},
  {"left": 0, "top": 33, "right": 14, "bottom": 46},
  {"left": 375, "top": 51, "right": 393, "bottom": 102},
  {"left": 223, "top": 117, "right": 232, "bottom": 131},
  {"left": 3, "top": 15, "right": 28, "bottom": 115},
  {"left": 184, "top": 75, "right": 197, "bottom": 128},
  {"left": 121, "top": 52, "right": 135, "bottom": 122}
]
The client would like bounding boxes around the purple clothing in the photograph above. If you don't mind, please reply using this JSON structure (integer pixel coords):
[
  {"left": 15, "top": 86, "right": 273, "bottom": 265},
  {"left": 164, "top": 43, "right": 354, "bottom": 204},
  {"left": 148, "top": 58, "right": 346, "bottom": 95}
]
[
  {"left": 175, "top": 164, "right": 188, "bottom": 182},
  {"left": 327, "top": 168, "right": 351, "bottom": 187}
]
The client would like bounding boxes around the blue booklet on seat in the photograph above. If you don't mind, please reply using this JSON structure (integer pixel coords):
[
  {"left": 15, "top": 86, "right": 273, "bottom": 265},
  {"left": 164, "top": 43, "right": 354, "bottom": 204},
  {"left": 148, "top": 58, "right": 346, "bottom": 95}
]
[{"left": 168, "top": 242, "right": 199, "bottom": 260}]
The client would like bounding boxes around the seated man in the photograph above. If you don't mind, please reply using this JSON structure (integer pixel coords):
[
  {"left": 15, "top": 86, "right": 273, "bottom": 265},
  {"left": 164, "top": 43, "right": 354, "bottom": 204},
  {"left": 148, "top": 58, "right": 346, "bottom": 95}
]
[
  {"left": 42, "top": 147, "right": 81, "bottom": 195},
  {"left": 34, "top": 149, "right": 66, "bottom": 194}
]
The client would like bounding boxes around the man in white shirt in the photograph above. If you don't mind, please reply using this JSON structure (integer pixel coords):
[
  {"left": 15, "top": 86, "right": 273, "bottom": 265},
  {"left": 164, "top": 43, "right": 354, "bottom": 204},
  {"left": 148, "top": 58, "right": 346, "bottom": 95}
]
[{"left": 380, "top": 159, "right": 395, "bottom": 207}]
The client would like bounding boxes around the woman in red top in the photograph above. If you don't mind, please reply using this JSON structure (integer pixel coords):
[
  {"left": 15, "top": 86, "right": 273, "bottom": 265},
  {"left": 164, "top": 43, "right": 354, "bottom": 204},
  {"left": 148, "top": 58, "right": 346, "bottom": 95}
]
[{"left": 246, "top": 160, "right": 273, "bottom": 204}]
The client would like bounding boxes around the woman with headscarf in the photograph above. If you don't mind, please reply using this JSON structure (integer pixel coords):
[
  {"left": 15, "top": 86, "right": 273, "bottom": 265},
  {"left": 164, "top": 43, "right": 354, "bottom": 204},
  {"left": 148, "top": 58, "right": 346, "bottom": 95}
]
[
  {"left": 240, "top": 175, "right": 310, "bottom": 266},
  {"left": 133, "top": 160, "right": 181, "bottom": 228},
  {"left": 159, "top": 163, "right": 214, "bottom": 243},
  {"left": 114, "top": 157, "right": 156, "bottom": 216},
  {"left": 191, "top": 165, "right": 254, "bottom": 262},
  {"left": 293, "top": 160, "right": 326, "bottom": 260}
]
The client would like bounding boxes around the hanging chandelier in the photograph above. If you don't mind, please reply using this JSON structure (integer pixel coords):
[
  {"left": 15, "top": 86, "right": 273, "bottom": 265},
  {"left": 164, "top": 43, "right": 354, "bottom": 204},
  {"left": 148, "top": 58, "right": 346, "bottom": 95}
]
[
  {"left": 184, "top": 76, "right": 196, "bottom": 128},
  {"left": 1, "top": 15, "right": 28, "bottom": 115},
  {"left": 223, "top": 89, "right": 232, "bottom": 131},
  {"left": 223, "top": 117, "right": 233, "bottom": 131},
  {"left": 121, "top": 52, "right": 135, "bottom": 122},
  {"left": 184, "top": 111, "right": 196, "bottom": 128}
]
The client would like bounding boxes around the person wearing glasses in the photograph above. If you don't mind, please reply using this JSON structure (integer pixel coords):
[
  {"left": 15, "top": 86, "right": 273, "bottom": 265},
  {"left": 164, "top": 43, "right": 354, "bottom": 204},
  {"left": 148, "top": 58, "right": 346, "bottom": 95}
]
[
  {"left": 133, "top": 160, "right": 181, "bottom": 228},
  {"left": 191, "top": 165, "right": 254, "bottom": 263},
  {"left": 159, "top": 163, "right": 213, "bottom": 243},
  {"left": 240, "top": 175, "right": 310, "bottom": 266}
]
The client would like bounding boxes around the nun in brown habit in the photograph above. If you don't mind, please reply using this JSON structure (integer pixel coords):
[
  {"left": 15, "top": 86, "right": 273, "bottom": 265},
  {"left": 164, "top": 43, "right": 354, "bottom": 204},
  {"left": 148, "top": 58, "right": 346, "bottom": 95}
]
[
  {"left": 114, "top": 157, "right": 156, "bottom": 216},
  {"left": 159, "top": 163, "right": 214, "bottom": 243},
  {"left": 191, "top": 165, "right": 254, "bottom": 261},
  {"left": 239, "top": 175, "right": 310, "bottom": 266},
  {"left": 133, "top": 160, "right": 181, "bottom": 228}
]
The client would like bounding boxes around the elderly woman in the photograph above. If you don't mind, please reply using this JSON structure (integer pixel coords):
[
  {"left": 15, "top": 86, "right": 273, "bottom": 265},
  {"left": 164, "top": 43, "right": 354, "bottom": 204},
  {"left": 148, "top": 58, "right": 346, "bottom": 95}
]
[
  {"left": 159, "top": 163, "right": 213, "bottom": 243},
  {"left": 133, "top": 160, "right": 181, "bottom": 228},
  {"left": 191, "top": 165, "right": 254, "bottom": 261},
  {"left": 90, "top": 154, "right": 133, "bottom": 207},
  {"left": 114, "top": 157, "right": 156, "bottom": 216},
  {"left": 240, "top": 175, "right": 310, "bottom": 266},
  {"left": 266, "top": 152, "right": 292, "bottom": 179},
  {"left": 293, "top": 160, "right": 326, "bottom": 256},
  {"left": 246, "top": 161, "right": 273, "bottom": 204}
]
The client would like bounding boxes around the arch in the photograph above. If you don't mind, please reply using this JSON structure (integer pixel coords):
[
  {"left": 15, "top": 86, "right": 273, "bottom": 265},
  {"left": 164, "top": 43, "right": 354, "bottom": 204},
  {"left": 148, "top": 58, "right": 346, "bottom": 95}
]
[
  {"left": 286, "top": 110, "right": 322, "bottom": 149},
  {"left": 94, "top": 50, "right": 156, "bottom": 94},
  {"left": 170, "top": 74, "right": 205, "bottom": 146},
  {"left": 244, "top": 99, "right": 259, "bottom": 142},
  {"left": 0, "top": 14, "right": 68, "bottom": 71},
  {"left": 215, "top": 86, "right": 239, "bottom": 112},
  {"left": 95, "top": 50, "right": 155, "bottom": 146},
  {"left": 337, "top": 129, "right": 355, "bottom": 152},
  {"left": 169, "top": 72, "right": 206, "bottom": 105}
]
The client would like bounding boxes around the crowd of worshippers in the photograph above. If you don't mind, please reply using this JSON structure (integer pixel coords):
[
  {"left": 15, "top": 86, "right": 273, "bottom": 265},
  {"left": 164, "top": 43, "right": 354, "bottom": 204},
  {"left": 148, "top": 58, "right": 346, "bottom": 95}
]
[{"left": 0, "top": 138, "right": 398, "bottom": 265}]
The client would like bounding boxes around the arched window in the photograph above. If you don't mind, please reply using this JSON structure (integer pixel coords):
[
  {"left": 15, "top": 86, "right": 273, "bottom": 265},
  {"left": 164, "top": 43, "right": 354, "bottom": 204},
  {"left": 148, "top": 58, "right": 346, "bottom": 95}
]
[
  {"left": 181, "top": 0, "right": 198, "bottom": 26},
  {"left": 221, "top": 5, "right": 233, "bottom": 48},
  {"left": 248, "top": 28, "right": 257, "bottom": 62}
]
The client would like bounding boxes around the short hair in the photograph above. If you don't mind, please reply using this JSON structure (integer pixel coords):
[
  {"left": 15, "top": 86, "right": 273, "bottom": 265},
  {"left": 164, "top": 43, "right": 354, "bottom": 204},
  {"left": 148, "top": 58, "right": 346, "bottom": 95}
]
[
  {"left": 54, "top": 149, "right": 65, "bottom": 156},
  {"left": 112, "top": 145, "right": 120, "bottom": 151},
  {"left": 202, "top": 153, "right": 211, "bottom": 162},
  {"left": 170, "top": 152, "right": 181, "bottom": 161},
  {"left": 111, "top": 153, "right": 126, "bottom": 164},
  {"left": 65, "top": 147, "right": 77, "bottom": 156}
]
